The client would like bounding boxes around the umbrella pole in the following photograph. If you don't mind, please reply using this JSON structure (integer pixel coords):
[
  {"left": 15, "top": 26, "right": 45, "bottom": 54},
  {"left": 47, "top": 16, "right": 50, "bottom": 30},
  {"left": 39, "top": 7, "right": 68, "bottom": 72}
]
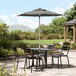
[{"left": 39, "top": 16, "right": 40, "bottom": 48}]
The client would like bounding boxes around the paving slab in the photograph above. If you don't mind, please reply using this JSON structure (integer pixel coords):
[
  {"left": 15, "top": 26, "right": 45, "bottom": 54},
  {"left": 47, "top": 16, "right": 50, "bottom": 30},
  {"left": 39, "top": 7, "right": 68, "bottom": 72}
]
[{"left": 0, "top": 50, "right": 76, "bottom": 76}]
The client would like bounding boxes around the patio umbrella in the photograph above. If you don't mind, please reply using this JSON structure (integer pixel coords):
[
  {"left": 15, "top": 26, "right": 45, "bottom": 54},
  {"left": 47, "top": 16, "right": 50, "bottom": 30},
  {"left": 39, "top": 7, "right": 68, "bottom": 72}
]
[{"left": 18, "top": 8, "right": 62, "bottom": 48}]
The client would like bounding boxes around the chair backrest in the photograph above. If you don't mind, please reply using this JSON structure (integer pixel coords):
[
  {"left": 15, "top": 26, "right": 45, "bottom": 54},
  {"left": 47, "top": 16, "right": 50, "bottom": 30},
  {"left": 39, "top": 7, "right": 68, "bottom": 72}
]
[
  {"left": 61, "top": 46, "right": 70, "bottom": 56},
  {"left": 43, "top": 45, "right": 54, "bottom": 55},
  {"left": 13, "top": 47, "right": 19, "bottom": 57},
  {"left": 48, "top": 45, "right": 54, "bottom": 49},
  {"left": 43, "top": 45, "right": 54, "bottom": 49},
  {"left": 23, "top": 48, "right": 32, "bottom": 57}
]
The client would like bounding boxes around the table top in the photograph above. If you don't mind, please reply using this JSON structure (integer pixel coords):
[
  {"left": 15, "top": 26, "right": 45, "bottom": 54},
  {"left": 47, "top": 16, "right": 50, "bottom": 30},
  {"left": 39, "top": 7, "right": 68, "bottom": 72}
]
[{"left": 26, "top": 48, "right": 55, "bottom": 51}]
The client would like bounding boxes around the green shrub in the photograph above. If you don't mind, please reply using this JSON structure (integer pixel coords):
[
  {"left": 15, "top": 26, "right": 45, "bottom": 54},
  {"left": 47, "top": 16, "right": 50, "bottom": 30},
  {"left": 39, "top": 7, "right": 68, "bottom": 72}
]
[
  {"left": 17, "top": 48, "right": 24, "bottom": 55},
  {"left": 0, "top": 66, "right": 12, "bottom": 76},
  {"left": 71, "top": 43, "right": 76, "bottom": 49},
  {"left": 63, "top": 42, "right": 70, "bottom": 46},
  {"left": 0, "top": 41, "right": 28, "bottom": 56},
  {"left": 0, "top": 38, "right": 12, "bottom": 49},
  {"left": 0, "top": 47, "right": 9, "bottom": 56},
  {"left": 7, "top": 49, "right": 15, "bottom": 56},
  {"left": 11, "top": 41, "right": 27, "bottom": 49},
  {"left": 54, "top": 43, "right": 62, "bottom": 49},
  {"left": 47, "top": 34, "right": 58, "bottom": 39},
  {"left": 57, "top": 34, "right": 64, "bottom": 39}
]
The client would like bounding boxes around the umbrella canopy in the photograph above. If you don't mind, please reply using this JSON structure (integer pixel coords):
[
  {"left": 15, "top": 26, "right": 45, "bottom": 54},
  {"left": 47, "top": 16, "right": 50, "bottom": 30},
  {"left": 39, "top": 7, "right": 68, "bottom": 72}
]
[
  {"left": 18, "top": 8, "right": 62, "bottom": 48},
  {"left": 18, "top": 8, "right": 62, "bottom": 16}
]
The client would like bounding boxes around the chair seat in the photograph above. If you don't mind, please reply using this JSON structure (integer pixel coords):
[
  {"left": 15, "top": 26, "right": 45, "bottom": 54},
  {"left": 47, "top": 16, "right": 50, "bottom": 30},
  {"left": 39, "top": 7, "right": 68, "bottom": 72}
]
[
  {"left": 39, "top": 53, "right": 45, "bottom": 56},
  {"left": 59, "top": 53, "right": 67, "bottom": 57},
  {"left": 52, "top": 53, "right": 66, "bottom": 58},
  {"left": 52, "top": 54, "right": 61, "bottom": 58},
  {"left": 26, "top": 55, "right": 37, "bottom": 59},
  {"left": 26, "top": 54, "right": 43, "bottom": 60}
]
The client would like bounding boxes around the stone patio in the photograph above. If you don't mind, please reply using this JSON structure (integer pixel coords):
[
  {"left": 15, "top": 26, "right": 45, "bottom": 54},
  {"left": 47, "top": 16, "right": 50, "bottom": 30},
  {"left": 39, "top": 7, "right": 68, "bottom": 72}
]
[{"left": 0, "top": 50, "right": 76, "bottom": 76}]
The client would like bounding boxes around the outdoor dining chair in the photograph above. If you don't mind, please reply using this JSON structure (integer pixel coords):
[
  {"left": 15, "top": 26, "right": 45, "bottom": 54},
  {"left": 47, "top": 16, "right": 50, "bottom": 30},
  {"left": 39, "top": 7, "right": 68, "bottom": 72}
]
[
  {"left": 13, "top": 47, "right": 19, "bottom": 70},
  {"left": 51, "top": 46, "right": 70, "bottom": 68},
  {"left": 23, "top": 48, "right": 44, "bottom": 73}
]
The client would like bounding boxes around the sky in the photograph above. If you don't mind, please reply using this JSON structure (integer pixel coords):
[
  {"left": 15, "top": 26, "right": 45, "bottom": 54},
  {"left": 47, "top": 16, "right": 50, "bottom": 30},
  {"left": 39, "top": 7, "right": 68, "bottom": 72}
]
[{"left": 0, "top": 0, "right": 76, "bottom": 29}]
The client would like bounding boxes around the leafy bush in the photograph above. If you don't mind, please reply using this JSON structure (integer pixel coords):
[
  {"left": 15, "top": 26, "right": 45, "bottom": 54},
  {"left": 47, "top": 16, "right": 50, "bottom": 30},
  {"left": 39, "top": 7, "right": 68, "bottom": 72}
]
[
  {"left": 16, "top": 48, "right": 24, "bottom": 55},
  {"left": 47, "top": 34, "right": 58, "bottom": 39},
  {"left": 7, "top": 49, "right": 15, "bottom": 56},
  {"left": 54, "top": 43, "right": 62, "bottom": 49},
  {"left": 0, "top": 47, "right": 9, "bottom": 56},
  {"left": 0, "top": 41, "right": 28, "bottom": 56},
  {"left": 0, "top": 62, "right": 26, "bottom": 76},
  {"left": 0, "top": 66, "right": 12, "bottom": 76},
  {"left": 63, "top": 42, "right": 70, "bottom": 46},
  {"left": 57, "top": 34, "right": 64, "bottom": 39},
  {"left": 11, "top": 41, "right": 27, "bottom": 49},
  {"left": 0, "top": 38, "right": 12, "bottom": 49},
  {"left": 71, "top": 43, "right": 76, "bottom": 49}
]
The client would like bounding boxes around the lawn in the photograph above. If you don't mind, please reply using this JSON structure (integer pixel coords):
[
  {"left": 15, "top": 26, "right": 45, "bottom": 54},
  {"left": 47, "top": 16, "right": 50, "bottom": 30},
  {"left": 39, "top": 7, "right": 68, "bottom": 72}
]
[{"left": 20, "top": 39, "right": 69, "bottom": 45}]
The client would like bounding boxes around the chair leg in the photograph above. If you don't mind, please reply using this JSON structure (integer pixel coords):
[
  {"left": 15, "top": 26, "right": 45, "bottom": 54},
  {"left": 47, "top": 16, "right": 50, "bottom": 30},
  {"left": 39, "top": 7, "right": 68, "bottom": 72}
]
[
  {"left": 29, "top": 59, "right": 30, "bottom": 67},
  {"left": 36, "top": 59, "right": 38, "bottom": 71},
  {"left": 35, "top": 58, "right": 43, "bottom": 71},
  {"left": 51, "top": 56, "right": 54, "bottom": 68},
  {"left": 58, "top": 58, "right": 59, "bottom": 68},
  {"left": 24, "top": 58, "right": 27, "bottom": 68},
  {"left": 16, "top": 57, "right": 19, "bottom": 70},
  {"left": 67, "top": 56, "right": 70, "bottom": 68},
  {"left": 15, "top": 56, "right": 16, "bottom": 61},
  {"left": 39, "top": 58, "right": 40, "bottom": 66},
  {"left": 60, "top": 57, "right": 62, "bottom": 67},
  {"left": 41, "top": 59, "right": 43, "bottom": 71},
  {"left": 31, "top": 66, "right": 32, "bottom": 73}
]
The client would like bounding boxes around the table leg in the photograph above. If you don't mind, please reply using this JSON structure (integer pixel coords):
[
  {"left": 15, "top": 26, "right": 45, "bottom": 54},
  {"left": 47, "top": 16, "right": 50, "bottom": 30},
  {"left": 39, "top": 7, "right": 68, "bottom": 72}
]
[
  {"left": 32, "top": 50, "right": 34, "bottom": 66},
  {"left": 45, "top": 50, "right": 47, "bottom": 67}
]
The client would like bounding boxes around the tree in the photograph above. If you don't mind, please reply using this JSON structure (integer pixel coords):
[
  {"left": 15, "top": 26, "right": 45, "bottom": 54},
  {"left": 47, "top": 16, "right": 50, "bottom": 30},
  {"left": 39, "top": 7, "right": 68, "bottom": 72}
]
[
  {"left": 64, "top": 3, "right": 76, "bottom": 21},
  {"left": 0, "top": 23, "right": 9, "bottom": 39},
  {"left": 0, "top": 23, "right": 12, "bottom": 49},
  {"left": 10, "top": 30, "right": 25, "bottom": 40},
  {"left": 35, "top": 24, "right": 50, "bottom": 35},
  {"left": 49, "top": 17, "right": 66, "bottom": 34}
]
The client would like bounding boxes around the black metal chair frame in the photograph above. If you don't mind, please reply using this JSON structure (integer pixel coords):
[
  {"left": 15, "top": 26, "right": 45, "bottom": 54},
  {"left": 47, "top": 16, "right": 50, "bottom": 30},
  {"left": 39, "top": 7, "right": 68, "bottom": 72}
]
[
  {"left": 51, "top": 46, "right": 70, "bottom": 68},
  {"left": 13, "top": 47, "right": 19, "bottom": 70},
  {"left": 24, "top": 49, "right": 44, "bottom": 73}
]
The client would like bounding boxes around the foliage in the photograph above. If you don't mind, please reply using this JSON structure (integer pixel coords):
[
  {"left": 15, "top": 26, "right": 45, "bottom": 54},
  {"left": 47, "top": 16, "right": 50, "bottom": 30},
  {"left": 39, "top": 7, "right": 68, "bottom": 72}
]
[
  {"left": 0, "top": 38, "right": 12, "bottom": 49},
  {"left": 0, "top": 66, "right": 12, "bottom": 76},
  {"left": 35, "top": 24, "right": 48, "bottom": 34},
  {"left": 10, "top": 30, "right": 38, "bottom": 40},
  {"left": 64, "top": 3, "right": 76, "bottom": 21},
  {"left": 11, "top": 41, "right": 27, "bottom": 49},
  {"left": 66, "top": 27, "right": 73, "bottom": 39},
  {"left": 63, "top": 42, "right": 70, "bottom": 47},
  {"left": 0, "top": 41, "right": 27, "bottom": 56},
  {"left": 0, "top": 23, "right": 9, "bottom": 38},
  {"left": 0, "top": 62, "right": 26, "bottom": 76},
  {"left": 0, "top": 47, "right": 9, "bottom": 56},
  {"left": 71, "top": 43, "right": 76, "bottom": 49},
  {"left": 64, "top": 3, "right": 76, "bottom": 39},
  {"left": 54, "top": 43, "right": 62, "bottom": 49},
  {"left": 0, "top": 39, "right": 70, "bottom": 56},
  {"left": 47, "top": 33, "right": 63, "bottom": 39},
  {"left": 35, "top": 17, "right": 66, "bottom": 39},
  {"left": 49, "top": 17, "right": 66, "bottom": 34},
  {"left": 10, "top": 30, "right": 25, "bottom": 40},
  {"left": 0, "top": 23, "right": 12, "bottom": 49}
]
